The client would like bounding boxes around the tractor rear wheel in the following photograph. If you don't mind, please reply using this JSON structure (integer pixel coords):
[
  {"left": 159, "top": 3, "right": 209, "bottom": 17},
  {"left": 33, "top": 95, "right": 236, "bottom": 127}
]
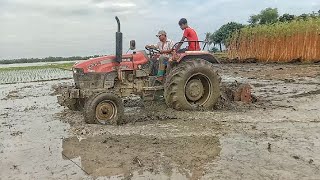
[
  {"left": 164, "top": 59, "right": 220, "bottom": 110},
  {"left": 83, "top": 93, "right": 124, "bottom": 125}
]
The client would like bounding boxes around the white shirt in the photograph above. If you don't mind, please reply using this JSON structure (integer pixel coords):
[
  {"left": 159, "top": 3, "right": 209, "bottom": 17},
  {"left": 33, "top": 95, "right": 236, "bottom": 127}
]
[
  {"left": 155, "top": 39, "right": 174, "bottom": 57},
  {"left": 155, "top": 39, "right": 174, "bottom": 51}
]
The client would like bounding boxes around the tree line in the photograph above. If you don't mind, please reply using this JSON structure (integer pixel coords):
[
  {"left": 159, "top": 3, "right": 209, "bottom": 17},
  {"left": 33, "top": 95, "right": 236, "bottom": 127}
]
[
  {"left": 206, "top": 8, "right": 320, "bottom": 52},
  {"left": 0, "top": 55, "right": 100, "bottom": 64}
]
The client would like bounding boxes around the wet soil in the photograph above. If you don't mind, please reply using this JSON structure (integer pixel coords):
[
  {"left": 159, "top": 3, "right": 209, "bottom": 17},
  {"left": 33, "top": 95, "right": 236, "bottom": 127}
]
[
  {"left": 1, "top": 63, "right": 320, "bottom": 179},
  {"left": 62, "top": 135, "right": 220, "bottom": 179}
]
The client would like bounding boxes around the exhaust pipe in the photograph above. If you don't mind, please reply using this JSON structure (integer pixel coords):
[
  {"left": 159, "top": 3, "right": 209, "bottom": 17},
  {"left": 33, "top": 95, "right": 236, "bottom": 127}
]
[{"left": 115, "top": 16, "right": 122, "bottom": 63}]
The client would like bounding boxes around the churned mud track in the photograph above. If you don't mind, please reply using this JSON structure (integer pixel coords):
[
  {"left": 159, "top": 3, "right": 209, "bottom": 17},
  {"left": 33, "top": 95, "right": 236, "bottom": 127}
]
[{"left": 1, "top": 63, "right": 320, "bottom": 179}]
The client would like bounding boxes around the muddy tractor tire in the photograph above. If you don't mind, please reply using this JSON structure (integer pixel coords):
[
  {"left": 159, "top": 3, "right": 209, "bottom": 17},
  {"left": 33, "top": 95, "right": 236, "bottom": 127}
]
[
  {"left": 164, "top": 59, "right": 220, "bottom": 110},
  {"left": 83, "top": 93, "right": 124, "bottom": 125}
]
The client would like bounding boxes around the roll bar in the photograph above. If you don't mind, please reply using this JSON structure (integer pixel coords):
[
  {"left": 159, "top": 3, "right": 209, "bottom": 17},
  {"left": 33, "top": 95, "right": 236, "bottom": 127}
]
[{"left": 173, "top": 40, "right": 208, "bottom": 51}]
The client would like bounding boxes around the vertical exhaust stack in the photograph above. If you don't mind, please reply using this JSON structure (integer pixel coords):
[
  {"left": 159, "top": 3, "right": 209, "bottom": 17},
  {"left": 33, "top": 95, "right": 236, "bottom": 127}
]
[{"left": 115, "top": 16, "right": 122, "bottom": 63}]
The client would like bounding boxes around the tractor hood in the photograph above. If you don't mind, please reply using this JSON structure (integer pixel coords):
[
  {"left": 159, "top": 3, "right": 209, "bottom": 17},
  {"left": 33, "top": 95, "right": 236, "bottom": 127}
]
[
  {"left": 73, "top": 51, "right": 148, "bottom": 74},
  {"left": 73, "top": 54, "right": 130, "bottom": 73}
]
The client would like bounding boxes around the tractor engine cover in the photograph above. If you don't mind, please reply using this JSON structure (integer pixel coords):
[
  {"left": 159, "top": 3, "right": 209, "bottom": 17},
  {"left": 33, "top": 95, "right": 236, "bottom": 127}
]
[{"left": 71, "top": 51, "right": 149, "bottom": 89}]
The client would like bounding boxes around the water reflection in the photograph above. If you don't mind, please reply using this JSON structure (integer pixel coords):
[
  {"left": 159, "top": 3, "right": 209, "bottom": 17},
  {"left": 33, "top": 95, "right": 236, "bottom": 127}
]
[{"left": 62, "top": 135, "right": 221, "bottom": 179}]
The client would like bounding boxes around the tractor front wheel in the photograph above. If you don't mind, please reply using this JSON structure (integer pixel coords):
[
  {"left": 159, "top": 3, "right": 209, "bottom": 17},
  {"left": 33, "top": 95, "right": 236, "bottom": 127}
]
[
  {"left": 164, "top": 59, "right": 220, "bottom": 110},
  {"left": 83, "top": 93, "right": 124, "bottom": 125}
]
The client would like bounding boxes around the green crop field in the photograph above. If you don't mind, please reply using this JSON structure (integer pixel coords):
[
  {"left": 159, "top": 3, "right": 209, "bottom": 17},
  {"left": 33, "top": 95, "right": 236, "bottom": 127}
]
[
  {"left": 0, "top": 63, "right": 74, "bottom": 84},
  {"left": 0, "top": 62, "right": 74, "bottom": 71}
]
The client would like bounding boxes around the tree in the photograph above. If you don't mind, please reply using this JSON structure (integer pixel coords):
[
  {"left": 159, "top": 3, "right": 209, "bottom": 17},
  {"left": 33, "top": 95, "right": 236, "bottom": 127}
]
[
  {"left": 248, "top": 8, "right": 279, "bottom": 25},
  {"left": 220, "top": 22, "right": 245, "bottom": 47},
  {"left": 211, "top": 30, "right": 224, "bottom": 51},
  {"left": 205, "top": 32, "right": 213, "bottom": 50},
  {"left": 298, "top": 13, "right": 308, "bottom": 21},
  {"left": 279, "top": 13, "right": 295, "bottom": 22},
  {"left": 310, "top": 11, "right": 318, "bottom": 18},
  {"left": 248, "top": 15, "right": 260, "bottom": 25},
  {"left": 211, "top": 22, "right": 244, "bottom": 51},
  {"left": 259, "top": 8, "right": 279, "bottom": 24}
]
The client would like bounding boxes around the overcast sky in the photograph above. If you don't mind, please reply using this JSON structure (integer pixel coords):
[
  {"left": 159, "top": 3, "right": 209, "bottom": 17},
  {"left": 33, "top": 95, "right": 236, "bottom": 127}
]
[{"left": 0, "top": 0, "right": 319, "bottom": 59}]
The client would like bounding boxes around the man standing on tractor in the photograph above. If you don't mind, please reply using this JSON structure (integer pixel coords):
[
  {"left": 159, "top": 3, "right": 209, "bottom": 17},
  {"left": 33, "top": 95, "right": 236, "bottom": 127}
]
[
  {"left": 175, "top": 18, "right": 200, "bottom": 52},
  {"left": 145, "top": 30, "right": 174, "bottom": 81}
]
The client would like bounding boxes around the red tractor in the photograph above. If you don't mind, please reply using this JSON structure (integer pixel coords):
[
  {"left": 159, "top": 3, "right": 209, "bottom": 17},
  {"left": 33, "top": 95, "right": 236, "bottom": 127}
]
[{"left": 57, "top": 17, "right": 221, "bottom": 125}]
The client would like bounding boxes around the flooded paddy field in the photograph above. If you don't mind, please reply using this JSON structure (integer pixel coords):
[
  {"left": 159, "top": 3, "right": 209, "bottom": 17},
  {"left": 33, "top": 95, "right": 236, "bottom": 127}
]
[
  {"left": 0, "top": 68, "right": 72, "bottom": 84},
  {"left": 0, "top": 61, "right": 77, "bottom": 68},
  {"left": 1, "top": 63, "right": 320, "bottom": 179},
  {"left": 0, "top": 62, "right": 74, "bottom": 84}
]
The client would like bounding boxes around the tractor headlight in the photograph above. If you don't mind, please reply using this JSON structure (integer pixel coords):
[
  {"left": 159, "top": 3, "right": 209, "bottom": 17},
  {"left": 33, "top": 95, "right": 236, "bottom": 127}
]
[{"left": 73, "top": 68, "right": 84, "bottom": 75}]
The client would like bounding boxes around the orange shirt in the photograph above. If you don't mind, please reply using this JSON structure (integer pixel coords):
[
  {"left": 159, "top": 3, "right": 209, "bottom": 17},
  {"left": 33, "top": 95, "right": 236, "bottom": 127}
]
[{"left": 183, "top": 27, "right": 200, "bottom": 51}]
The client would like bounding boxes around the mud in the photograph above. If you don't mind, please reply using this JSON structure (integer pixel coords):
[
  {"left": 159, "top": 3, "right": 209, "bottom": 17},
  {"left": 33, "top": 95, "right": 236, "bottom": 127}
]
[
  {"left": 62, "top": 135, "right": 220, "bottom": 179},
  {"left": 1, "top": 63, "right": 320, "bottom": 179}
]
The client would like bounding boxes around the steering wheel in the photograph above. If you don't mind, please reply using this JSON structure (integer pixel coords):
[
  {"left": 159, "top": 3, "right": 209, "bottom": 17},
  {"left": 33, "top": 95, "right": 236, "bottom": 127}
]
[{"left": 145, "top": 47, "right": 161, "bottom": 55}]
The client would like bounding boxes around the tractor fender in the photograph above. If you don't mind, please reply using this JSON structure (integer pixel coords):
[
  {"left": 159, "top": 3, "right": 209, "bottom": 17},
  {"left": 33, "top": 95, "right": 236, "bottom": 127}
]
[{"left": 178, "top": 52, "right": 220, "bottom": 64}]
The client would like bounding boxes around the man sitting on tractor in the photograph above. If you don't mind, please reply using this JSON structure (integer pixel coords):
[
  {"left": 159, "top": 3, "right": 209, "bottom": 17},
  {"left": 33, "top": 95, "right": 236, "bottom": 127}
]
[
  {"left": 145, "top": 30, "right": 174, "bottom": 81},
  {"left": 175, "top": 18, "right": 200, "bottom": 52}
]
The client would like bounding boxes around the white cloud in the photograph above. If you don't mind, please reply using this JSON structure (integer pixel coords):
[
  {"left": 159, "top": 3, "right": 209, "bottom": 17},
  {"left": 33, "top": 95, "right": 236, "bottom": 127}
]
[
  {"left": 95, "top": 2, "right": 136, "bottom": 9},
  {"left": 159, "top": 1, "right": 169, "bottom": 6},
  {"left": 111, "top": 2, "right": 137, "bottom": 7}
]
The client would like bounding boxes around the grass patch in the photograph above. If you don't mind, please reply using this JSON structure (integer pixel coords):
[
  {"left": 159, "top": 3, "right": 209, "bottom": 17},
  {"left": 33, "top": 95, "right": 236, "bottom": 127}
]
[{"left": 0, "top": 62, "right": 75, "bottom": 71}]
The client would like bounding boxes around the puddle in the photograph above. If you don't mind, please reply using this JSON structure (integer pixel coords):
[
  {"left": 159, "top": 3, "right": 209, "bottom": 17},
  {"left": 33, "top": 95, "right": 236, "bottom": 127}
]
[{"left": 62, "top": 135, "right": 221, "bottom": 179}]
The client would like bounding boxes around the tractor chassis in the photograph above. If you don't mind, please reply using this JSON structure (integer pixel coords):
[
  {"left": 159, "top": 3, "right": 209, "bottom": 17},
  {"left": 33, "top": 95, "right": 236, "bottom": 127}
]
[{"left": 56, "top": 81, "right": 164, "bottom": 110}]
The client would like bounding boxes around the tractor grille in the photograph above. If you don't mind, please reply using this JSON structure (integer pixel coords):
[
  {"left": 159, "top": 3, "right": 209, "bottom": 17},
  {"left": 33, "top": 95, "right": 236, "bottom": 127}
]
[{"left": 74, "top": 72, "right": 105, "bottom": 89}]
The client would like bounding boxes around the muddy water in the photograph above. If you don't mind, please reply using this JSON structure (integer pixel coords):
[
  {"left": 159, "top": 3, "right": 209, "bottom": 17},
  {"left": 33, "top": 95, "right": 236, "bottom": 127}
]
[
  {"left": 1, "top": 63, "right": 320, "bottom": 179},
  {"left": 0, "top": 80, "right": 88, "bottom": 179}
]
